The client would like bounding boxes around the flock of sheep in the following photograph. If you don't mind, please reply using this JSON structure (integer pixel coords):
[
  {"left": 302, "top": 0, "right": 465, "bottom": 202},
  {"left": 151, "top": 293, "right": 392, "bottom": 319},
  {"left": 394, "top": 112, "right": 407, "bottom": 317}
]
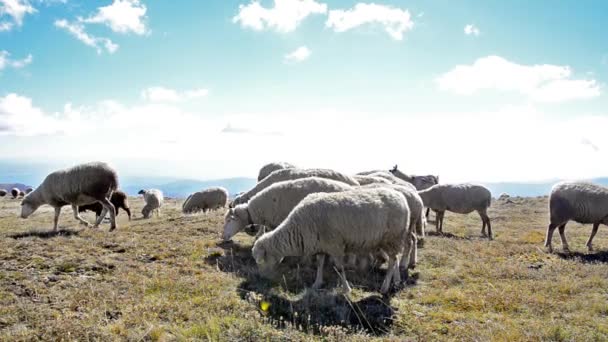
[{"left": 4, "top": 161, "right": 608, "bottom": 294}]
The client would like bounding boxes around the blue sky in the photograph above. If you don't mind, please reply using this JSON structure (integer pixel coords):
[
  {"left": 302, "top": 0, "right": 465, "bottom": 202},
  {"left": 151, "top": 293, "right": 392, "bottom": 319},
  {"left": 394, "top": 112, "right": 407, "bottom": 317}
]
[{"left": 0, "top": 0, "right": 607, "bottom": 182}]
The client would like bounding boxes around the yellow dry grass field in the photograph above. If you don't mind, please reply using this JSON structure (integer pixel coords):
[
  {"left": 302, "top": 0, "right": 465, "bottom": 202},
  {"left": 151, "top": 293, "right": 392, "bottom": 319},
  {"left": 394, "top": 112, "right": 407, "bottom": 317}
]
[{"left": 1, "top": 196, "right": 607, "bottom": 341}]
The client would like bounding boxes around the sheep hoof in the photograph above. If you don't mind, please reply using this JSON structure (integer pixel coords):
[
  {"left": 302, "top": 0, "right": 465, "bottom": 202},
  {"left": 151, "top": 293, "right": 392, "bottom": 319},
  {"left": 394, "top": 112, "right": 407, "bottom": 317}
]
[{"left": 587, "top": 246, "right": 594, "bottom": 252}]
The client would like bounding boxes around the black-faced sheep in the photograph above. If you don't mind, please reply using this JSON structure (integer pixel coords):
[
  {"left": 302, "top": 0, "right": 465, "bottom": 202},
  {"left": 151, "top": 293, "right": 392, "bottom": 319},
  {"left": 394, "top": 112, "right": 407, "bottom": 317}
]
[
  {"left": 78, "top": 190, "right": 131, "bottom": 221},
  {"left": 11, "top": 188, "right": 19, "bottom": 199},
  {"left": 20, "top": 162, "right": 119, "bottom": 231}
]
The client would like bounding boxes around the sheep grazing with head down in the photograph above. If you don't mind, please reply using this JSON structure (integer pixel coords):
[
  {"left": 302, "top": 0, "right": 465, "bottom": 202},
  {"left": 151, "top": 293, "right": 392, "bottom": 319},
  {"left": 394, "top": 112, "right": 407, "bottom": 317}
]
[
  {"left": 545, "top": 181, "right": 608, "bottom": 253},
  {"left": 11, "top": 188, "right": 19, "bottom": 199},
  {"left": 183, "top": 187, "right": 229, "bottom": 214},
  {"left": 390, "top": 165, "right": 439, "bottom": 218},
  {"left": 252, "top": 187, "right": 411, "bottom": 294},
  {"left": 231, "top": 168, "right": 359, "bottom": 206},
  {"left": 353, "top": 174, "right": 392, "bottom": 186},
  {"left": 79, "top": 190, "right": 131, "bottom": 221},
  {"left": 257, "top": 162, "right": 296, "bottom": 181},
  {"left": 418, "top": 183, "right": 493, "bottom": 239},
  {"left": 223, "top": 177, "right": 353, "bottom": 241},
  {"left": 0, "top": 189, "right": 7, "bottom": 197},
  {"left": 139, "top": 189, "right": 163, "bottom": 219},
  {"left": 20, "top": 162, "right": 119, "bottom": 231}
]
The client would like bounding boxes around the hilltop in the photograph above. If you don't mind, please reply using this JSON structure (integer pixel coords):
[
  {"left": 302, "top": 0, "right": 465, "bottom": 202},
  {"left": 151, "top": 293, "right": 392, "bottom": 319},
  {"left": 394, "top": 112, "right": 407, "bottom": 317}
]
[{"left": 0, "top": 195, "right": 607, "bottom": 340}]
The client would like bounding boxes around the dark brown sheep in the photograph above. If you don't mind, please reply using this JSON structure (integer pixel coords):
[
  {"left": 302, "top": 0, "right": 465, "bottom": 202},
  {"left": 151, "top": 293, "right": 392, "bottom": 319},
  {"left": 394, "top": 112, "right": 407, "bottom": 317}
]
[
  {"left": 78, "top": 190, "right": 131, "bottom": 220},
  {"left": 0, "top": 189, "right": 7, "bottom": 197}
]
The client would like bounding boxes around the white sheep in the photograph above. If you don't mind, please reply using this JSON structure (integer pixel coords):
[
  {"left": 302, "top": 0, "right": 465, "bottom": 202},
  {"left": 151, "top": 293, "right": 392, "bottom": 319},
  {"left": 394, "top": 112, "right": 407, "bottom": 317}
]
[
  {"left": 223, "top": 177, "right": 353, "bottom": 241},
  {"left": 11, "top": 188, "right": 19, "bottom": 199},
  {"left": 366, "top": 171, "right": 413, "bottom": 187},
  {"left": 231, "top": 168, "right": 359, "bottom": 206},
  {"left": 257, "top": 162, "right": 296, "bottom": 181},
  {"left": 252, "top": 187, "right": 411, "bottom": 294},
  {"left": 353, "top": 174, "right": 392, "bottom": 186},
  {"left": 20, "top": 162, "right": 119, "bottom": 231},
  {"left": 139, "top": 189, "right": 164, "bottom": 219},
  {"left": 183, "top": 187, "right": 229, "bottom": 214},
  {"left": 546, "top": 181, "right": 608, "bottom": 253},
  {"left": 418, "top": 183, "right": 493, "bottom": 239},
  {"left": 390, "top": 165, "right": 439, "bottom": 218}
]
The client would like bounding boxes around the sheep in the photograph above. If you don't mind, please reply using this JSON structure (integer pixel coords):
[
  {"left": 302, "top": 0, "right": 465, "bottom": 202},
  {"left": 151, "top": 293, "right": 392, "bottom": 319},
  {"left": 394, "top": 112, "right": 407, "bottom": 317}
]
[
  {"left": 418, "top": 183, "right": 493, "bottom": 240},
  {"left": 252, "top": 187, "right": 411, "bottom": 294},
  {"left": 390, "top": 165, "right": 439, "bottom": 218},
  {"left": 223, "top": 177, "right": 353, "bottom": 241},
  {"left": 257, "top": 162, "right": 296, "bottom": 181},
  {"left": 78, "top": 190, "right": 131, "bottom": 221},
  {"left": 0, "top": 189, "right": 6, "bottom": 197},
  {"left": 353, "top": 174, "right": 392, "bottom": 186},
  {"left": 183, "top": 187, "right": 228, "bottom": 214},
  {"left": 499, "top": 193, "right": 510, "bottom": 200},
  {"left": 11, "top": 188, "right": 19, "bottom": 199},
  {"left": 367, "top": 171, "right": 415, "bottom": 187},
  {"left": 20, "top": 162, "right": 119, "bottom": 231},
  {"left": 18, "top": 191, "right": 25, "bottom": 198},
  {"left": 139, "top": 189, "right": 163, "bottom": 218},
  {"left": 25, "top": 187, "right": 34, "bottom": 194},
  {"left": 231, "top": 168, "right": 359, "bottom": 206},
  {"left": 363, "top": 183, "right": 425, "bottom": 269},
  {"left": 545, "top": 181, "right": 608, "bottom": 253}
]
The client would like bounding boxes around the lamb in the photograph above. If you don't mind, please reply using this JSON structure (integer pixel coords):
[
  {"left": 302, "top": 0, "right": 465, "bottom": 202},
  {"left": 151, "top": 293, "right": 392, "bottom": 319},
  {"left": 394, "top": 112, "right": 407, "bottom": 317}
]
[
  {"left": 353, "top": 174, "right": 392, "bottom": 186},
  {"left": 390, "top": 165, "right": 439, "bottom": 218},
  {"left": 25, "top": 187, "right": 34, "bottom": 194},
  {"left": 223, "top": 177, "right": 353, "bottom": 241},
  {"left": 183, "top": 187, "right": 228, "bottom": 214},
  {"left": 139, "top": 189, "right": 163, "bottom": 218},
  {"left": 11, "top": 188, "right": 19, "bottom": 199},
  {"left": 257, "top": 162, "right": 296, "bottom": 181},
  {"left": 20, "top": 162, "right": 119, "bottom": 231},
  {"left": 252, "top": 187, "right": 411, "bottom": 294},
  {"left": 545, "top": 181, "right": 608, "bottom": 253},
  {"left": 231, "top": 168, "right": 359, "bottom": 206},
  {"left": 418, "top": 183, "right": 493, "bottom": 240},
  {"left": 0, "top": 189, "right": 6, "bottom": 197},
  {"left": 78, "top": 190, "right": 131, "bottom": 221}
]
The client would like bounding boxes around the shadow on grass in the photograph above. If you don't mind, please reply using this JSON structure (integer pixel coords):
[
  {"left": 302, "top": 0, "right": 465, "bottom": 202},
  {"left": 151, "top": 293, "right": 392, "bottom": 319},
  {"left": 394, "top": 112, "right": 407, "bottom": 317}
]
[
  {"left": 206, "top": 240, "right": 415, "bottom": 335},
  {"left": 556, "top": 250, "right": 608, "bottom": 264},
  {"left": 426, "top": 231, "right": 472, "bottom": 240},
  {"left": 9, "top": 228, "right": 81, "bottom": 239}
]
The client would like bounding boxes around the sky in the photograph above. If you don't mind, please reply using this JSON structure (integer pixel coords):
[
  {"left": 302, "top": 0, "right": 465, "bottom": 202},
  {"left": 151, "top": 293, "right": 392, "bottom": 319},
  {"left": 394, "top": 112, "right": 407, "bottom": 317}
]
[{"left": 0, "top": 0, "right": 607, "bottom": 183}]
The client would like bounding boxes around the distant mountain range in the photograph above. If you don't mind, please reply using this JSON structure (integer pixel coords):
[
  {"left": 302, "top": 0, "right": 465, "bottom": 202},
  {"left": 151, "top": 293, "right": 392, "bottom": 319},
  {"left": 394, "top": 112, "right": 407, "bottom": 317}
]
[{"left": 2, "top": 160, "right": 608, "bottom": 198}]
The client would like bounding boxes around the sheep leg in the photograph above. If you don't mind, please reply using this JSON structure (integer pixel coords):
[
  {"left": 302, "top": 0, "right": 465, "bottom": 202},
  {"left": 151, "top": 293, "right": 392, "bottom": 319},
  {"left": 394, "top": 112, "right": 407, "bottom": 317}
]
[
  {"left": 425, "top": 207, "right": 430, "bottom": 219},
  {"left": 98, "top": 198, "right": 116, "bottom": 231},
  {"left": 480, "top": 211, "right": 493, "bottom": 240},
  {"left": 71, "top": 205, "right": 92, "bottom": 227},
  {"left": 408, "top": 232, "right": 418, "bottom": 269},
  {"left": 94, "top": 207, "right": 108, "bottom": 227},
  {"left": 437, "top": 211, "right": 445, "bottom": 233},
  {"left": 381, "top": 255, "right": 398, "bottom": 294},
  {"left": 53, "top": 207, "right": 61, "bottom": 231},
  {"left": 312, "top": 254, "right": 325, "bottom": 289},
  {"left": 332, "top": 257, "right": 351, "bottom": 294},
  {"left": 586, "top": 223, "right": 600, "bottom": 252},
  {"left": 557, "top": 223, "right": 570, "bottom": 253},
  {"left": 435, "top": 211, "right": 441, "bottom": 233},
  {"left": 545, "top": 223, "right": 558, "bottom": 253}
]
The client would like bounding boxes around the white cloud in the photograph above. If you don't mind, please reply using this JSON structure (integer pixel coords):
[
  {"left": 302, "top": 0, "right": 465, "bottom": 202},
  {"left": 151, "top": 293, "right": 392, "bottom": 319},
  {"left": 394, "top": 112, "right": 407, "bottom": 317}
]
[
  {"left": 464, "top": 24, "right": 479, "bottom": 36},
  {"left": 326, "top": 3, "right": 413, "bottom": 41},
  {"left": 81, "top": 0, "right": 148, "bottom": 35},
  {"left": 0, "top": 50, "right": 32, "bottom": 70},
  {"left": 233, "top": 0, "right": 327, "bottom": 33},
  {"left": 54, "top": 19, "right": 118, "bottom": 54},
  {"left": 0, "top": 0, "right": 36, "bottom": 29},
  {"left": 284, "top": 46, "right": 310, "bottom": 63},
  {"left": 437, "top": 55, "right": 601, "bottom": 102},
  {"left": 141, "top": 86, "right": 209, "bottom": 102}
]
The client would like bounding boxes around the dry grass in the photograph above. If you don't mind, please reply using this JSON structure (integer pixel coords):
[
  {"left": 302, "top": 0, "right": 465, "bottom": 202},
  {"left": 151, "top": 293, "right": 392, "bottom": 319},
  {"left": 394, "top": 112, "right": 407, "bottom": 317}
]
[{"left": 1, "top": 196, "right": 607, "bottom": 341}]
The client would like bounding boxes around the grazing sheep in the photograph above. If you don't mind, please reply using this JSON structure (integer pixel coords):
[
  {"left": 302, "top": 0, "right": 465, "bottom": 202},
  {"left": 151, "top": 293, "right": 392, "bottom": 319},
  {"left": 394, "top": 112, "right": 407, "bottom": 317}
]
[
  {"left": 79, "top": 190, "right": 131, "bottom": 221},
  {"left": 139, "top": 189, "right": 163, "bottom": 218},
  {"left": 545, "top": 181, "right": 608, "bottom": 253},
  {"left": 418, "top": 183, "right": 493, "bottom": 239},
  {"left": 20, "top": 162, "right": 119, "bottom": 231},
  {"left": 223, "top": 177, "right": 353, "bottom": 241},
  {"left": 252, "top": 187, "right": 411, "bottom": 294},
  {"left": 390, "top": 165, "right": 439, "bottom": 218},
  {"left": 11, "top": 188, "right": 19, "bottom": 199},
  {"left": 183, "top": 187, "right": 229, "bottom": 214},
  {"left": 353, "top": 174, "right": 392, "bottom": 186},
  {"left": 231, "top": 168, "right": 359, "bottom": 206},
  {"left": 0, "top": 189, "right": 6, "bottom": 197},
  {"left": 363, "top": 183, "right": 425, "bottom": 269},
  {"left": 257, "top": 162, "right": 296, "bottom": 181},
  {"left": 18, "top": 191, "right": 25, "bottom": 197}
]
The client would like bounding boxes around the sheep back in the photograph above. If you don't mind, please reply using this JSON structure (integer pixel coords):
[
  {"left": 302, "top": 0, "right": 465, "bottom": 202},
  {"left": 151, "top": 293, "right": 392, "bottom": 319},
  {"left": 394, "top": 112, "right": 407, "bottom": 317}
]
[
  {"left": 183, "top": 187, "right": 229, "bottom": 213},
  {"left": 257, "top": 162, "right": 296, "bottom": 181},
  {"left": 419, "top": 184, "right": 491, "bottom": 214},
  {"left": 549, "top": 181, "right": 608, "bottom": 225},
  {"left": 0, "top": 189, "right": 6, "bottom": 197}
]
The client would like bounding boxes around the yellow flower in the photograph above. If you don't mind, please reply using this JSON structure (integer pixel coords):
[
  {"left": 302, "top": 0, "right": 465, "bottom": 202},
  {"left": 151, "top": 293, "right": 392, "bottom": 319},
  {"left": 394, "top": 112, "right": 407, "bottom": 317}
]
[{"left": 260, "top": 300, "right": 270, "bottom": 312}]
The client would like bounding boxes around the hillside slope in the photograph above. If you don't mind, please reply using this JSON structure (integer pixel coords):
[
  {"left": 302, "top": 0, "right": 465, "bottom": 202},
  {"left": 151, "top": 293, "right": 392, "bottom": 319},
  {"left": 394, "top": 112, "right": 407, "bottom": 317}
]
[{"left": 0, "top": 196, "right": 607, "bottom": 340}]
